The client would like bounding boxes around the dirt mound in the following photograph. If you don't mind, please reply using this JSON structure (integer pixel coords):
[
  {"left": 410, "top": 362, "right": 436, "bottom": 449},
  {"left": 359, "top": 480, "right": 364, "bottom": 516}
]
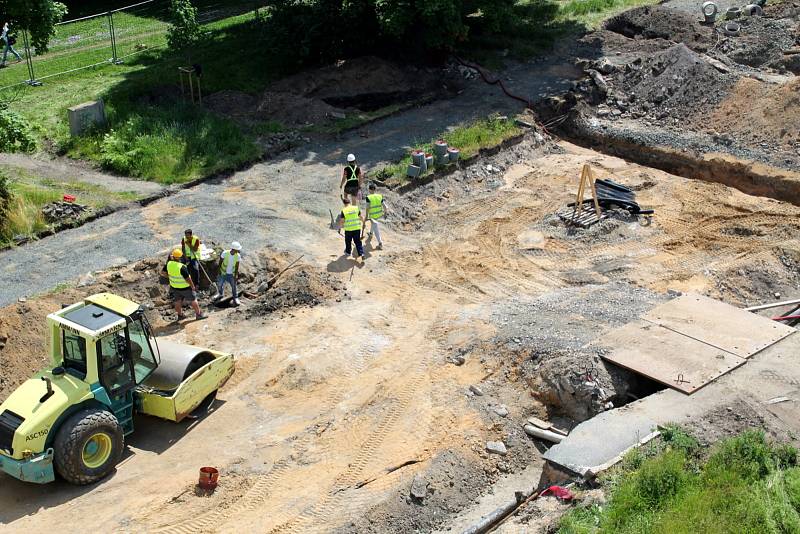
[
  {"left": 256, "top": 91, "right": 344, "bottom": 126},
  {"left": 718, "top": 17, "right": 797, "bottom": 68},
  {"left": 703, "top": 77, "right": 800, "bottom": 150},
  {"left": 530, "top": 349, "right": 635, "bottom": 421},
  {"left": 605, "top": 5, "right": 713, "bottom": 52},
  {"left": 269, "top": 56, "right": 436, "bottom": 105},
  {"left": 610, "top": 43, "right": 736, "bottom": 119},
  {"left": 245, "top": 266, "right": 342, "bottom": 317}
]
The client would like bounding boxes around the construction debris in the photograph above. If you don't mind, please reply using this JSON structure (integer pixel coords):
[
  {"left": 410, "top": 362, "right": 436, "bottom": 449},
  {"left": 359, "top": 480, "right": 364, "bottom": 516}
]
[{"left": 41, "top": 201, "right": 90, "bottom": 223}]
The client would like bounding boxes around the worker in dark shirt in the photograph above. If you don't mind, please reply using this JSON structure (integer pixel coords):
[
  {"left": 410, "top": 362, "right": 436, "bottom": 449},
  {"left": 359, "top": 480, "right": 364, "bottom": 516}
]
[
  {"left": 340, "top": 153, "right": 363, "bottom": 204},
  {"left": 162, "top": 249, "right": 205, "bottom": 321}
]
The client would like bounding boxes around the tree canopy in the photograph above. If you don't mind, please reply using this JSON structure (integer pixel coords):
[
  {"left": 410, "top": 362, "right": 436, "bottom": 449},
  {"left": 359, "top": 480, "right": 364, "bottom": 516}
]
[
  {"left": 0, "top": 0, "right": 68, "bottom": 51},
  {"left": 265, "top": 0, "right": 518, "bottom": 65}
]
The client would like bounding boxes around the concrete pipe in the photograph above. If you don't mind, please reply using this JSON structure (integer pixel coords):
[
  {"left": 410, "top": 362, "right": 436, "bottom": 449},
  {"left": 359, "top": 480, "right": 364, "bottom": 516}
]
[
  {"left": 407, "top": 164, "right": 422, "bottom": 178},
  {"left": 725, "top": 6, "right": 741, "bottom": 19},
  {"left": 433, "top": 140, "right": 448, "bottom": 157},
  {"left": 723, "top": 21, "right": 741, "bottom": 35},
  {"left": 743, "top": 4, "right": 763, "bottom": 15},
  {"left": 702, "top": 1, "right": 718, "bottom": 23},
  {"left": 149, "top": 340, "right": 216, "bottom": 390}
]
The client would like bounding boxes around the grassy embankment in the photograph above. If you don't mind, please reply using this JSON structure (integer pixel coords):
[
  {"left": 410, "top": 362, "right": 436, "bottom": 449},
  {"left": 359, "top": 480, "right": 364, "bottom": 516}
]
[
  {"left": 559, "top": 427, "right": 800, "bottom": 534},
  {"left": 0, "top": 168, "right": 137, "bottom": 246},
  {"left": 376, "top": 115, "right": 522, "bottom": 187}
]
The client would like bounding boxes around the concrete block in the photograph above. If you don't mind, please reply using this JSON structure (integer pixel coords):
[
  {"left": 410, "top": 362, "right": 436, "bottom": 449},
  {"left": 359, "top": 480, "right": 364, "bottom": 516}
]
[{"left": 68, "top": 100, "right": 106, "bottom": 137}]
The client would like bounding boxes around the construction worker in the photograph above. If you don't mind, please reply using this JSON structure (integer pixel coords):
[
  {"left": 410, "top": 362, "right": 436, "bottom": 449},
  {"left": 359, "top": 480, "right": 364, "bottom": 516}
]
[
  {"left": 181, "top": 229, "right": 201, "bottom": 287},
  {"left": 365, "top": 182, "right": 386, "bottom": 250},
  {"left": 337, "top": 196, "right": 365, "bottom": 260},
  {"left": 163, "top": 249, "right": 205, "bottom": 320},
  {"left": 340, "top": 153, "right": 363, "bottom": 204},
  {"left": 214, "top": 241, "right": 242, "bottom": 305}
]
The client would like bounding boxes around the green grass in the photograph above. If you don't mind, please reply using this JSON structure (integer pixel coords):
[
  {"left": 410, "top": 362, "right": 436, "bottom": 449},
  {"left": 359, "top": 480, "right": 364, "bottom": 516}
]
[
  {"left": 0, "top": 167, "right": 139, "bottom": 245},
  {"left": 0, "top": 3, "right": 274, "bottom": 185},
  {"left": 376, "top": 115, "right": 522, "bottom": 187},
  {"left": 464, "top": 0, "right": 658, "bottom": 67},
  {"left": 559, "top": 429, "right": 800, "bottom": 534}
]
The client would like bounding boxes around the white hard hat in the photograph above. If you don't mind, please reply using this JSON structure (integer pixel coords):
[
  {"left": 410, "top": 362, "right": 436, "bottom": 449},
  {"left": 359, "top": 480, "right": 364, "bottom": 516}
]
[
  {"left": 347, "top": 153, "right": 356, "bottom": 162},
  {"left": 231, "top": 241, "right": 242, "bottom": 251}
]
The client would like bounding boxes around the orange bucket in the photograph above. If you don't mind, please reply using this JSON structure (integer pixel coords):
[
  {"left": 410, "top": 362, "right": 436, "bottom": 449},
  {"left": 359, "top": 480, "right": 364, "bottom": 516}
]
[{"left": 198, "top": 466, "right": 219, "bottom": 490}]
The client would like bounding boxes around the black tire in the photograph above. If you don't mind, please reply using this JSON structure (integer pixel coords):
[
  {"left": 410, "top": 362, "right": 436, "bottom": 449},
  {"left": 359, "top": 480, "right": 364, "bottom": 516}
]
[{"left": 54, "top": 408, "right": 124, "bottom": 485}]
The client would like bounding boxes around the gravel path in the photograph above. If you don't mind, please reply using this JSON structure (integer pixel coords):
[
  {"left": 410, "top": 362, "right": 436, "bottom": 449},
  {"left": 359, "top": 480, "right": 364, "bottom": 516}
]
[
  {"left": 0, "top": 152, "right": 166, "bottom": 196},
  {"left": 0, "top": 58, "right": 577, "bottom": 307}
]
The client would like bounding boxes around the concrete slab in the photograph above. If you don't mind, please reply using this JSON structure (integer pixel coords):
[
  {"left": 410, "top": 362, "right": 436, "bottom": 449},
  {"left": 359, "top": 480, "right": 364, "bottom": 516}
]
[
  {"left": 595, "top": 320, "right": 747, "bottom": 394},
  {"left": 643, "top": 293, "right": 794, "bottom": 358},
  {"left": 544, "top": 331, "right": 800, "bottom": 478}
]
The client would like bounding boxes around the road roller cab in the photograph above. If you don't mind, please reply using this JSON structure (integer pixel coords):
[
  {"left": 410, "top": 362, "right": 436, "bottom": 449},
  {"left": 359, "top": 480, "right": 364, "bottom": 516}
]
[{"left": 0, "top": 293, "right": 234, "bottom": 485}]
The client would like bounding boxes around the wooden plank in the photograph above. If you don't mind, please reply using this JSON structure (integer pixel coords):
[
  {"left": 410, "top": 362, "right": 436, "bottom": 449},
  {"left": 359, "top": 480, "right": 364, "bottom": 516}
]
[
  {"left": 643, "top": 293, "right": 795, "bottom": 359},
  {"left": 595, "top": 320, "right": 747, "bottom": 394}
]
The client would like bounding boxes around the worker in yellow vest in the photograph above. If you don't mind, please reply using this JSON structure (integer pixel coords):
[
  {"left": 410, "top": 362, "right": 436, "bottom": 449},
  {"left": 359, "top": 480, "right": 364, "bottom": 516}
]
[
  {"left": 181, "top": 229, "right": 202, "bottom": 286},
  {"left": 213, "top": 241, "right": 242, "bottom": 306},
  {"left": 365, "top": 182, "right": 386, "bottom": 250},
  {"left": 337, "top": 196, "right": 365, "bottom": 260},
  {"left": 162, "top": 249, "right": 205, "bottom": 321}
]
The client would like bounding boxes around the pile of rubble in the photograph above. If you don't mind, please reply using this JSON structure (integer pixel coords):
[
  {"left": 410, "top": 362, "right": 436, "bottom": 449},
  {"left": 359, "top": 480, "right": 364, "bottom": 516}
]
[{"left": 41, "top": 201, "right": 90, "bottom": 223}]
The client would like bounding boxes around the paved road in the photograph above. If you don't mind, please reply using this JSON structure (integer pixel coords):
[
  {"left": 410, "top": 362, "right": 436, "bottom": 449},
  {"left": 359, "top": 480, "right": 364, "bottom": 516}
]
[
  {"left": 0, "top": 152, "right": 166, "bottom": 196},
  {"left": 0, "top": 58, "right": 578, "bottom": 306}
]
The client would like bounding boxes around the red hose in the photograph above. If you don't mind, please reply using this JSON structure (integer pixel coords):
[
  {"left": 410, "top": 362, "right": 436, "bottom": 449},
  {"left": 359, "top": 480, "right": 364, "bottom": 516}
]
[
  {"left": 772, "top": 314, "right": 800, "bottom": 321},
  {"left": 453, "top": 55, "right": 551, "bottom": 135}
]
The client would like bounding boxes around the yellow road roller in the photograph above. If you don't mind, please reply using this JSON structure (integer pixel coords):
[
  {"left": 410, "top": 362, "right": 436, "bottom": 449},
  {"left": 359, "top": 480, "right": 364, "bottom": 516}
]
[{"left": 0, "top": 293, "right": 234, "bottom": 485}]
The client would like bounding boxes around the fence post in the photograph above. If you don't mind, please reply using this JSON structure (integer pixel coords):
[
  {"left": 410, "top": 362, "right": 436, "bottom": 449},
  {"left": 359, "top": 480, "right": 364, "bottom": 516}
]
[
  {"left": 107, "top": 11, "right": 122, "bottom": 64},
  {"left": 22, "top": 29, "right": 41, "bottom": 86}
]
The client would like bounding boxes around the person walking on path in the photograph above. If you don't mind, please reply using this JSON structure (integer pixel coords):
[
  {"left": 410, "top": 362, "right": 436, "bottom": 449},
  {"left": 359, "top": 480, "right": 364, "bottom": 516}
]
[
  {"left": 163, "top": 249, "right": 205, "bottom": 321},
  {"left": 365, "top": 182, "right": 386, "bottom": 250},
  {"left": 1, "top": 22, "right": 21, "bottom": 67},
  {"left": 181, "top": 229, "right": 202, "bottom": 287},
  {"left": 214, "top": 241, "right": 242, "bottom": 305},
  {"left": 337, "top": 197, "right": 365, "bottom": 261},
  {"left": 340, "top": 153, "right": 363, "bottom": 204}
]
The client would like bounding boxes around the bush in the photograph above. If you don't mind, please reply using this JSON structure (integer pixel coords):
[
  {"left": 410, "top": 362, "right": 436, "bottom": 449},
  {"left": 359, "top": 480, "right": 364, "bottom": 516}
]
[
  {"left": 77, "top": 100, "right": 260, "bottom": 184},
  {"left": 0, "top": 107, "right": 36, "bottom": 153},
  {"left": 0, "top": 170, "right": 13, "bottom": 225}
]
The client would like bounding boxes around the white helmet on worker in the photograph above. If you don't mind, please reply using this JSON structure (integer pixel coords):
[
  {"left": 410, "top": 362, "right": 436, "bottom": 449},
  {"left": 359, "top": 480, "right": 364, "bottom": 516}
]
[
  {"left": 231, "top": 241, "right": 242, "bottom": 251},
  {"left": 347, "top": 153, "right": 356, "bottom": 162}
]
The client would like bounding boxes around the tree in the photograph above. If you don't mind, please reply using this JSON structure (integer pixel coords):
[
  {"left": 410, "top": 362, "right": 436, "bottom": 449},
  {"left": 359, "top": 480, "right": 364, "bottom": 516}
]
[
  {"left": 167, "top": 0, "right": 202, "bottom": 61},
  {"left": 0, "top": 0, "right": 68, "bottom": 52}
]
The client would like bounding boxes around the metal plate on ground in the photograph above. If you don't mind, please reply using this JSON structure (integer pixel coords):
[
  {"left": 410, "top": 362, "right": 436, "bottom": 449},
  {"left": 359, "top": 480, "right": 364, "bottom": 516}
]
[
  {"left": 642, "top": 293, "right": 795, "bottom": 359},
  {"left": 595, "top": 320, "right": 747, "bottom": 394}
]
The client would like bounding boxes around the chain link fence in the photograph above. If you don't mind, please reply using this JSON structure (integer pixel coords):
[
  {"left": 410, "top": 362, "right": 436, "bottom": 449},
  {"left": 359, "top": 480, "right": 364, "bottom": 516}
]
[{"left": 0, "top": 0, "right": 263, "bottom": 93}]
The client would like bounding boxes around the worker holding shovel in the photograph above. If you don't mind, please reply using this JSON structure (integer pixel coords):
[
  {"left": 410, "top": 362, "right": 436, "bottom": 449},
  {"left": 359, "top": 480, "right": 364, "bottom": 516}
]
[
  {"left": 163, "top": 249, "right": 206, "bottom": 321},
  {"left": 213, "top": 241, "right": 242, "bottom": 306},
  {"left": 181, "top": 229, "right": 202, "bottom": 287}
]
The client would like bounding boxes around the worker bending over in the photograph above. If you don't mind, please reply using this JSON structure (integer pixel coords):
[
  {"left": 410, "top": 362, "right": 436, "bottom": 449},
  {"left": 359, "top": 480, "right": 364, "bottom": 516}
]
[
  {"left": 214, "top": 241, "right": 242, "bottom": 305},
  {"left": 337, "top": 197, "right": 365, "bottom": 261},
  {"left": 163, "top": 249, "right": 205, "bottom": 321},
  {"left": 340, "top": 153, "right": 363, "bottom": 204},
  {"left": 181, "top": 229, "right": 202, "bottom": 286},
  {"left": 365, "top": 182, "right": 386, "bottom": 250}
]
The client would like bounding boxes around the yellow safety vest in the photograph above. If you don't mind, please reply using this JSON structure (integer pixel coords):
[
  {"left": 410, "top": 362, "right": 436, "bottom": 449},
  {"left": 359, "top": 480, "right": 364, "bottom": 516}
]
[
  {"left": 345, "top": 165, "right": 359, "bottom": 184},
  {"left": 342, "top": 205, "right": 362, "bottom": 232},
  {"left": 167, "top": 260, "right": 190, "bottom": 289},
  {"left": 222, "top": 251, "right": 239, "bottom": 272},
  {"left": 183, "top": 236, "right": 199, "bottom": 260},
  {"left": 367, "top": 194, "right": 384, "bottom": 220}
]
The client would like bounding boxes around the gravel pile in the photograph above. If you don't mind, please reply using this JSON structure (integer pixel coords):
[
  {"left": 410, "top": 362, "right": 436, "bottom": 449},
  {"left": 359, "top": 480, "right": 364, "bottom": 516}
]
[
  {"left": 605, "top": 43, "right": 736, "bottom": 121},
  {"left": 716, "top": 16, "right": 798, "bottom": 69},
  {"left": 41, "top": 201, "right": 90, "bottom": 222},
  {"left": 604, "top": 5, "right": 713, "bottom": 52}
]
